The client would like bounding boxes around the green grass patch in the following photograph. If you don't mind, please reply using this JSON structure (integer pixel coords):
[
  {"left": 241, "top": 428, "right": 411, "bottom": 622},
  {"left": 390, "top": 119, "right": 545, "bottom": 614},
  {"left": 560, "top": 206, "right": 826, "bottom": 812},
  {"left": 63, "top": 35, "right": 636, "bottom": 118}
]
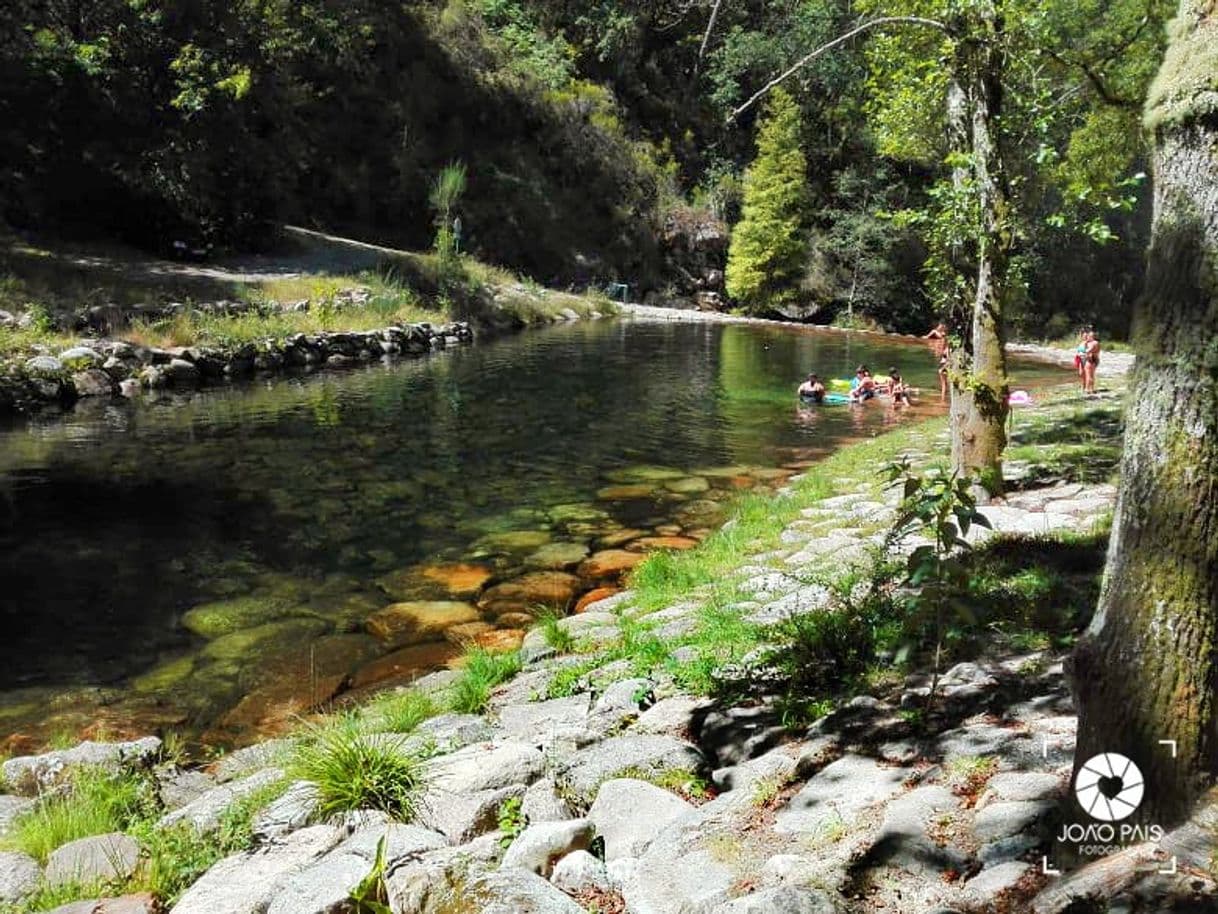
[
  {"left": 1, "top": 767, "right": 154, "bottom": 864},
  {"left": 358, "top": 689, "right": 441, "bottom": 735},
  {"left": 536, "top": 608, "right": 576, "bottom": 654},
  {"left": 128, "top": 778, "right": 287, "bottom": 907},
  {"left": 291, "top": 715, "right": 425, "bottom": 820},
  {"left": 448, "top": 648, "right": 524, "bottom": 714}
]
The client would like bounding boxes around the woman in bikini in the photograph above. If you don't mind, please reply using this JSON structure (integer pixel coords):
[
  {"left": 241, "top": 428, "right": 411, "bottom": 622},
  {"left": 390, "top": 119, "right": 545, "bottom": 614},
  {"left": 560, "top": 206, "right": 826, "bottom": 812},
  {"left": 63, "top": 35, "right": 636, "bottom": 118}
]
[
  {"left": 1082, "top": 330, "right": 1101, "bottom": 395},
  {"left": 925, "top": 322, "right": 949, "bottom": 399}
]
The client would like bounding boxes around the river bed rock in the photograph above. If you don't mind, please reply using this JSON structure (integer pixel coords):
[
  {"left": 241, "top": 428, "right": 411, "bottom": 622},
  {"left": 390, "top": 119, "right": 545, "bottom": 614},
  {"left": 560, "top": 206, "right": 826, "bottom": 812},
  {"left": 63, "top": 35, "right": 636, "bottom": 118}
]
[{"left": 366, "top": 601, "right": 482, "bottom": 646}]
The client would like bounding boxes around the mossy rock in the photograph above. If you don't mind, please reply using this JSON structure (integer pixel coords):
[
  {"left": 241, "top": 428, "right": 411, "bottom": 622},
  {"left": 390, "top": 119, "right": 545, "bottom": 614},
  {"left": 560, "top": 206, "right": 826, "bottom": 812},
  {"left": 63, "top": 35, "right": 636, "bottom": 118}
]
[
  {"left": 182, "top": 594, "right": 316, "bottom": 639},
  {"left": 201, "top": 618, "right": 332, "bottom": 663},
  {"left": 604, "top": 465, "right": 686, "bottom": 483},
  {"left": 131, "top": 655, "right": 196, "bottom": 694}
]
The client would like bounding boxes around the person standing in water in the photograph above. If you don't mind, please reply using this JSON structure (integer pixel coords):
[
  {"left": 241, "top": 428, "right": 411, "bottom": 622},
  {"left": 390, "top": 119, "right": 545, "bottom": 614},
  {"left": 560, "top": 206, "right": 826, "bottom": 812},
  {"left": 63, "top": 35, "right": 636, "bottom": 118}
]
[
  {"left": 924, "top": 322, "right": 950, "bottom": 399},
  {"left": 797, "top": 373, "right": 826, "bottom": 403}
]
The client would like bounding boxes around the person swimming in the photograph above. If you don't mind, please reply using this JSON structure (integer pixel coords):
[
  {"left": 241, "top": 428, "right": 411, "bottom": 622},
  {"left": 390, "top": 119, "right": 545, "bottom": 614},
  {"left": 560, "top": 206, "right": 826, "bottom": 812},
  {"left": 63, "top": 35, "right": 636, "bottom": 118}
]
[
  {"left": 888, "top": 366, "right": 912, "bottom": 406},
  {"left": 797, "top": 372, "right": 826, "bottom": 403},
  {"left": 849, "top": 365, "right": 877, "bottom": 403}
]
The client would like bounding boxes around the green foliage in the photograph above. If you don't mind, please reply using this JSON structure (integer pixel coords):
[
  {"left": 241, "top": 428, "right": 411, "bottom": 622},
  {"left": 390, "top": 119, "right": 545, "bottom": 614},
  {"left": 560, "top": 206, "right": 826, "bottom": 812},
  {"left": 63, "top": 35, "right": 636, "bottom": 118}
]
[
  {"left": 359, "top": 689, "right": 440, "bottom": 735},
  {"left": 537, "top": 608, "right": 575, "bottom": 653},
  {"left": 725, "top": 88, "right": 811, "bottom": 314},
  {"left": 2, "top": 767, "right": 154, "bottom": 864},
  {"left": 884, "top": 459, "right": 991, "bottom": 701},
  {"left": 497, "top": 795, "right": 527, "bottom": 849},
  {"left": 1144, "top": 0, "right": 1218, "bottom": 130},
  {"left": 448, "top": 648, "right": 523, "bottom": 714},
  {"left": 130, "top": 778, "right": 286, "bottom": 906},
  {"left": 347, "top": 835, "right": 393, "bottom": 914},
  {"left": 430, "top": 161, "right": 468, "bottom": 272},
  {"left": 291, "top": 716, "right": 425, "bottom": 820}
]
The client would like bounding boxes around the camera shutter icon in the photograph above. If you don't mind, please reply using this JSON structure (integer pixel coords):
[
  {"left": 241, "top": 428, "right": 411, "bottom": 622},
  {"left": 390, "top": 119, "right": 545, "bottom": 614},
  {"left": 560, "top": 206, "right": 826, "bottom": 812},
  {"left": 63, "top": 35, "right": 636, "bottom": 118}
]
[{"left": 1074, "top": 753, "right": 1144, "bottom": 822}]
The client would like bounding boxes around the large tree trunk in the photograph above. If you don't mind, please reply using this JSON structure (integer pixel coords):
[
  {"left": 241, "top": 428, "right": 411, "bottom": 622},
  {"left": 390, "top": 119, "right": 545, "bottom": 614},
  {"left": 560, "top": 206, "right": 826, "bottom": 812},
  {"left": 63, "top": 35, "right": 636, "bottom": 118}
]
[
  {"left": 948, "top": 3, "right": 1011, "bottom": 494},
  {"left": 1071, "top": 1, "right": 1218, "bottom": 826}
]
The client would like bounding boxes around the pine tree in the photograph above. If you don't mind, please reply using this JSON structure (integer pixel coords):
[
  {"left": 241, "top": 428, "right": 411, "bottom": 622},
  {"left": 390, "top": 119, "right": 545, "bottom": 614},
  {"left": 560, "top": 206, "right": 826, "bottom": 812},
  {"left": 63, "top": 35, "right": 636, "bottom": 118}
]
[{"left": 725, "top": 88, "right": 810, "bottom": 314}]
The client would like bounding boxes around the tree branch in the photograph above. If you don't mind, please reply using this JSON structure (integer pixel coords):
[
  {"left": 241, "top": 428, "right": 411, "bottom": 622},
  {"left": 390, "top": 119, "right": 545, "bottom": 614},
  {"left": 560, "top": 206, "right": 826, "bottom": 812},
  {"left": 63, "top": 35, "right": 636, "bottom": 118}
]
[
  {"left": 726, "top": 16, "right": 948, "bottom": 125},
  {"left": 695, "top": 0, "right": 726, "bottom": 76}
]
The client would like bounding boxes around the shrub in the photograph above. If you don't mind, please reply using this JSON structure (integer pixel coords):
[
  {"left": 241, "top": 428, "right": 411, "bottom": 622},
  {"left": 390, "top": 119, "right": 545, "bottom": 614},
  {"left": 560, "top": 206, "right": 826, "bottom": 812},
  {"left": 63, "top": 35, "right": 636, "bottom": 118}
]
[{"left": 291, "top": 716, "right": 425, "bottom": 821}]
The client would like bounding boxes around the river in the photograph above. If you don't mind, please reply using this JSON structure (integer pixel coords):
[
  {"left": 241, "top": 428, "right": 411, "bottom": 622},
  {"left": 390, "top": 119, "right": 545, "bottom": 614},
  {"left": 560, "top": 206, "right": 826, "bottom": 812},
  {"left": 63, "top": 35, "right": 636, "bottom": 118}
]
[{"left": 0, "top": 318, "right": 1061, "bottom": 748}]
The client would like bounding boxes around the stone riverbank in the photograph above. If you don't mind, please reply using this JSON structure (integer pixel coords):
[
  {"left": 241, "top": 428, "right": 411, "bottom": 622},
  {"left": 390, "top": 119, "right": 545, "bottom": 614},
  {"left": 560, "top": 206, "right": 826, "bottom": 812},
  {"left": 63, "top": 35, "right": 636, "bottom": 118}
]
[{"left": 3, "top": 386, "right": 1208, "bottom": 914}]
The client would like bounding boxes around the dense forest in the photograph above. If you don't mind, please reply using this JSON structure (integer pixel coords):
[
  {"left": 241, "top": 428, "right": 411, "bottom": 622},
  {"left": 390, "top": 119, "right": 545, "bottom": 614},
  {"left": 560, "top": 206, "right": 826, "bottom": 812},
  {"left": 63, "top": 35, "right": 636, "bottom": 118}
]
[{"left": 0, "top": 0, "right": 1173, "bottom": 333}]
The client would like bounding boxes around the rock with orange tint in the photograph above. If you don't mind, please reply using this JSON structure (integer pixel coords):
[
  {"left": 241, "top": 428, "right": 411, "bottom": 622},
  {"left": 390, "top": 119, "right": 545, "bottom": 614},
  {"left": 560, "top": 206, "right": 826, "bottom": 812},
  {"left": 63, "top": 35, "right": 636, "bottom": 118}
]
[
  {"left": 578, "top": 549, "right": 646, "bottom": 582},
  {"left": 478, "top": 572, "right": 581, "bottom": 611},
  {"left": 625, "top": 536, "right": 700, "bottom": 553},
  {"left": 654, "top": 524, "right": 683, "bottom": 536},
  {"left": 474, "top": 629, "right": 526, "bottom": 652},
  {"left": 494, "top": 612, "right": 536, "bottom": 628},
  {"left": 376, "top": 563, "right": 493, "bottom": 601},
  {"left": 445, "top": 621, "right": 496, "bottom": 644},
  {"left": 750, "top": 467, "right": 796, "bottom": 482},
  {"left": 575, "top": 587, "right": 621, "bottom": 613},
  {"left": 596, "top": 528, "right": 646, "bottom": 549},
  {"left": 350, "top": 641, "right": 463, "bottom": 690},
  {"left": 596, "top": 484, "right": 655, "bottom": 501},
  {"left": 727, "top": 475, "right": 756, "bottom": 489},
  {"left": 366, "top": 601, "right": 482, "bottom": 646}
]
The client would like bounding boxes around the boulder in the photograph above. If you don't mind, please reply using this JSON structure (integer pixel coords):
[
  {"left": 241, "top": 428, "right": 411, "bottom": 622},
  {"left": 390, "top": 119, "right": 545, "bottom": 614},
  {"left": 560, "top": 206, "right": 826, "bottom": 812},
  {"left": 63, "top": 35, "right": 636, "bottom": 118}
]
[
  {"left": 24, "top": 355, "right": 64, "bottom": 377},
  {"left": 588, "top": 779, "right": 694, "bottom": 860},
  {"left": 555, "top": 736, "right": 705, "bottom": 808},
  {"left": 574, "top": 587, "right": 621, "bottom": 614},
  {"left": 497, "top": 695, "right": 591, "bottom": 744},
  {"left": 0, "top": 795, "right": 35, "bottom": 834},
  {"left": 252, "top": 781, "right": 321, "bottom": 840},
  {"left": 45, "top": 833, "right": 140, "bottom": 887},
  {"left": 549, "top": 849, "right": 611, "bottom": 894},
  {"left": 425, "top": 740, "right": 545, "bottom": 795},
  {"left": 2, "top": 738, "right": 162, "bottom": 795},
  {"left": 376, "top": 562, "right": 494, "bottom": 601},
  {"left": 521, "top": 778, "right": 573, "bottom": 823},
  {"left": 478, "top": 572, "right": 581, "bottom": 612},
  {"left": 171, "top": 824, "right": 344, "bottom": 914},
  {"left": 158, "top": 768, "right": 284, "bottom": 833},
  {"left": 350, "top": 641, "right": 461, "bottom": 690},
  {"left": 58, "top": 347, "right": 102, "bottom": 370},
  {"left": 416, "top": 785, "right": 525, "bottom": 844},
  {"left": 578, "top": 550, "right": 646, "bottom": 582},
  {"left": 365, "top": 602, "right": 481, "bottom": 646},
  {"left": 407, "top": 866, "right": 585, "bottom": 914},
  {"left": 711, "top": 887, "right": 842, "bottom": 914},
  {"left": 0, "top": 851, "right": 38, "bottom": 904},
  {"left": 774, "top": 756, "right": 909, "bottom": 836},
  {"left": 501, "top": 819, "right": 595, "bottom": 876},
  {"left": 264, "top": 824, "right": 447, "bottom": 914},
  {"left": 72, "top": 368, "right": 116, "bottom": 397},
  {"left": 523, "top": 543, "right": 590, "bottom": 570}
]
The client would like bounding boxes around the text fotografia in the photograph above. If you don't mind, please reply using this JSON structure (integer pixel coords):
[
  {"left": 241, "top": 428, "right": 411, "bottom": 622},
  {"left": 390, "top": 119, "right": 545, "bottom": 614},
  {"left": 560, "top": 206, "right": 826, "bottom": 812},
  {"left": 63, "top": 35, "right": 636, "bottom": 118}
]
[{"left": 1058, "top": 821, "right": 1166, "bottom": 858}]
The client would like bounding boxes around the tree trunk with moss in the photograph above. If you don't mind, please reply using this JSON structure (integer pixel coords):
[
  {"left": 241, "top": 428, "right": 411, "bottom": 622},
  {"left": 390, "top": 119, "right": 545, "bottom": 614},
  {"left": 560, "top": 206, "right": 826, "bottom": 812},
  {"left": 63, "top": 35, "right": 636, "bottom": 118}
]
[
  {"left": 1072, "top": 0, "right": 1218, "bottom": 826},
  {"left": 949, "top": 5, "right": 1011, "bottom": 494}
]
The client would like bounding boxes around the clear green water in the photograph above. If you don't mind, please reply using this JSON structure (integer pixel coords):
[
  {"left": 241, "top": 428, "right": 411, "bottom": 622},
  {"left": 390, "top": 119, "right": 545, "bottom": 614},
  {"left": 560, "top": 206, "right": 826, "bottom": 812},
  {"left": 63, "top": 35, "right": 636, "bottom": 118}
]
[{"left": 0, "top": 319, "right": 1060, "bottom": 745}]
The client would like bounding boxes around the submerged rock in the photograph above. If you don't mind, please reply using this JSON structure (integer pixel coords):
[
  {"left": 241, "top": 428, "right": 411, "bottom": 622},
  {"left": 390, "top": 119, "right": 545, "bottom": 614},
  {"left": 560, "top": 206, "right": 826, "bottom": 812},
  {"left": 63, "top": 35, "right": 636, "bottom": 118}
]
[
  {"left": 365, "top": 601, "right": 481, "bottom": 646},
  {"left": 578, "top": 549, "right": 646, "bottom": 582},
  {"left": 376, "top": 562, "right": 494, "bottom": 601},
  {"left": 349, "top": 641, "right": 462, "bottom": 690},
  {"left": 478, "top": 572, "right": 581, "bottom": 612}
]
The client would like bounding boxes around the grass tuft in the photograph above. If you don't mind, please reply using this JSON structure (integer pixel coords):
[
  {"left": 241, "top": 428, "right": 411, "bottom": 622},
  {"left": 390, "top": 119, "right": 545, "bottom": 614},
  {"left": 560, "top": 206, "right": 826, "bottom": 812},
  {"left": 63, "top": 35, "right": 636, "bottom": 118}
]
[
  {"left": 291, "top": 715, "right": 425, "bottom": 821},
  {"left": 358, "top": 689, "right": 440, "bottom": 735},
  {"left": 448, "top": 648, "right": 523, "bottom": 714}
]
